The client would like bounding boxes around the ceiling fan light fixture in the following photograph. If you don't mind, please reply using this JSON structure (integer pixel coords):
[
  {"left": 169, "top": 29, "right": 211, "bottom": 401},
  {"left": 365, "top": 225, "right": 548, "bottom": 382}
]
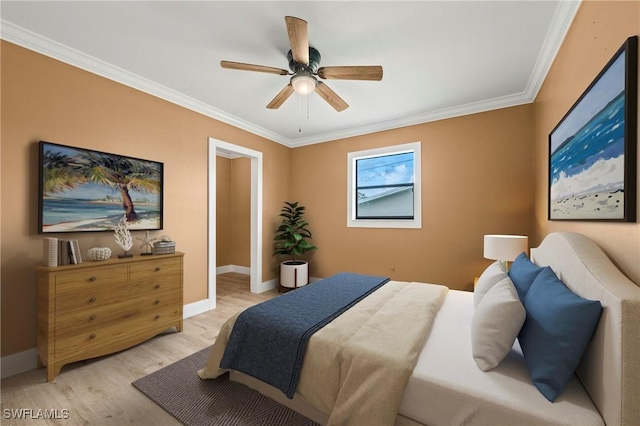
[
  {"left": 221, "top": 16, "right": 379, "bottom": 112},
  {"left": 291, "top": 71, "right": 317, "bottom": 95}
]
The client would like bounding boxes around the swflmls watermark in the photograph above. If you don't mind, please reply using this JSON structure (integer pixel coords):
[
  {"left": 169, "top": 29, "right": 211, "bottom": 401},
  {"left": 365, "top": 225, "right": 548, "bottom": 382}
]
[{"left": 3, "top": 408, "right": 70, "bottom": 420}]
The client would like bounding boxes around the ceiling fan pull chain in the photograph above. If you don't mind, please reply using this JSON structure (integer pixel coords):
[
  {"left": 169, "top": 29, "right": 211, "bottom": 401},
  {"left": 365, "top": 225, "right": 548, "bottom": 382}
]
[{"left": 298, "top": 94, "right": 302, "bottom": 133}]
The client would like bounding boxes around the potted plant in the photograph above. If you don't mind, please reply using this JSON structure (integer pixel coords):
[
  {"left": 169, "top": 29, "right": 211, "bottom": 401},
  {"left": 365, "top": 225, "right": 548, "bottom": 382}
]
[{"left": 273, "top": 201, "right": 318, "bottom": 289}]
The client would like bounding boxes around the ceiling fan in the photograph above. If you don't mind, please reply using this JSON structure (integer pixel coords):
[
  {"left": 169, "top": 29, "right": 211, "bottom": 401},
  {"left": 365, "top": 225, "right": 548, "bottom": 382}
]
[{"left": 220, "top": 16, "right": 383, "bottom": 112}]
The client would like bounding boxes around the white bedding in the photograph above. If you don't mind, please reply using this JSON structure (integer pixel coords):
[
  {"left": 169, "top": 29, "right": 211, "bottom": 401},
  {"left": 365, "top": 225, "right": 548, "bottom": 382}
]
[
  {"left": 400, "top": 289, "right": 603, "bottom": 426},
  {"left": 208, "top": 232, "right": 640, "bottom": 426},
  {"left": 223, "top": 287, "right": 603, "bottom": 426},
  {"left": 200, "top": 281, "right": 447, "bottom": 426}
]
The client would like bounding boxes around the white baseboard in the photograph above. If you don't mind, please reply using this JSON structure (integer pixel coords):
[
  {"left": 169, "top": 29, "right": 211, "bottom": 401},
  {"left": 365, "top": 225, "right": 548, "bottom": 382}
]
[
  {"left": 257, "top": 278, "right": 279, "bottom": 293},
  {"left": 216, "top": 265, "right": 251, "bottom": 275},
  {"left": 0, "top": 275, "right": 302, "bottom": 379},
  {"left": 1, "top": 348, "right": 38, "bottom": 379},
  {"left": 183, "top": 299, "right": 211, "bottom": 318},
  {"left": 0, "top": 302, "right": 211, "bottom": 380}
]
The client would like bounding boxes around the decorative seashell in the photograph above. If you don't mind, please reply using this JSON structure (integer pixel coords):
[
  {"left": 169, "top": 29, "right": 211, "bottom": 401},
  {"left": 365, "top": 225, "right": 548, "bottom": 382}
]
[
  {"left": 114, "top": 215, "right": 133, "bottom": 252},
  {"left": 87, "top": 247, "right": 112, "bottom": 261}
]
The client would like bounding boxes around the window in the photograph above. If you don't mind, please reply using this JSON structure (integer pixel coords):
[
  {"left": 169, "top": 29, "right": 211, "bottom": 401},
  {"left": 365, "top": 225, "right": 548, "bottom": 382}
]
[{"left": 347, "top": 142, "right": 421, "bottom": 228}]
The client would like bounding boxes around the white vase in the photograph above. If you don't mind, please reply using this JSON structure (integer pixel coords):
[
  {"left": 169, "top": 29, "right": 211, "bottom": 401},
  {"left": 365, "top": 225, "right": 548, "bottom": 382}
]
[{"left": 280, "top": 260, "right": 309, "bottom": 288}]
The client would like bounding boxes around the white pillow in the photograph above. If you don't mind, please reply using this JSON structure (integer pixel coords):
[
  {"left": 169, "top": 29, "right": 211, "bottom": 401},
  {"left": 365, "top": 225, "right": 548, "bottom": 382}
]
[
  {"left": 474, "top": 260, "right": 507, "bottom": 308},
  {"left": 471, "top": 276, "right": 526, "bottom": 371}
]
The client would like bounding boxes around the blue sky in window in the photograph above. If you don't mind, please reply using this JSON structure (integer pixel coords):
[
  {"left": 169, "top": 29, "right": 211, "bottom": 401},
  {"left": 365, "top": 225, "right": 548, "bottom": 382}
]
[{"left": 356, "top": 152, "right": 414, "bottom": 187}]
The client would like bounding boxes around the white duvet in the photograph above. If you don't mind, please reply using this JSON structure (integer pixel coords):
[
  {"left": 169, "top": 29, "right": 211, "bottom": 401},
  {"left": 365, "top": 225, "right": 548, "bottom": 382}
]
[{"left": 199, "top": 281, "right": 448, "bottom": 426}]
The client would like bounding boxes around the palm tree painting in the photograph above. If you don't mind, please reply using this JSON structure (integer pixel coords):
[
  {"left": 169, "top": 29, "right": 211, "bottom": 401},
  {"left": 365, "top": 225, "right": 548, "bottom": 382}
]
[{"left": 39, "top": 141, "right": 163, "bottom": 233}]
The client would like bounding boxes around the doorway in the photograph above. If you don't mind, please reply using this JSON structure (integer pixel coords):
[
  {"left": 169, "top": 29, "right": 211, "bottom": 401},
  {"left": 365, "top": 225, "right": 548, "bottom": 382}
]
[{"left": 208, "top": 138, "right": 263, "bottom": 310}]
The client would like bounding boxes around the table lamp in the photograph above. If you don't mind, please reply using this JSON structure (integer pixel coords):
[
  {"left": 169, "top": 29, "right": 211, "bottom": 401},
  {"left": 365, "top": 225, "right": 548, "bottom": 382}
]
[{"left": 484, "top": 234, "right": 529, "bottom": 271}]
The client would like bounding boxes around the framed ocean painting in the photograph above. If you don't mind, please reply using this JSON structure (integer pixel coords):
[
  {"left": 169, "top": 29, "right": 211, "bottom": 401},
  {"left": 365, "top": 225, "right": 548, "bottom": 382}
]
[
  {"left": 549, "top": 36, "right": 637, "bottom": 221},
  {"left": 38, "top": 141, "right": 163, "bottom": 233}
]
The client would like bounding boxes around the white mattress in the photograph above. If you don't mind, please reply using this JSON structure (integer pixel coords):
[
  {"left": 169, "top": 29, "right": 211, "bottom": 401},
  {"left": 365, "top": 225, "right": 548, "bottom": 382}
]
[{"left": 398, "top": 289, "right": 604, "bottom": 426}]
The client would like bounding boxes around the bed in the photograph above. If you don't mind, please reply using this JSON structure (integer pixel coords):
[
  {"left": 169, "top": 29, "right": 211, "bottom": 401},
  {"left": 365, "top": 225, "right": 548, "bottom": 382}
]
[{"left": 198, "top": 232, "right": 640, "bottom": 425}]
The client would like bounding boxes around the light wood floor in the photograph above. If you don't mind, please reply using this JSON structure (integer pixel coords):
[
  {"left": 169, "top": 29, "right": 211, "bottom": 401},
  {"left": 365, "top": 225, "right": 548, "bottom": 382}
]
[{"left": 1, "top": 273, "right": 277, "bottom": 425}]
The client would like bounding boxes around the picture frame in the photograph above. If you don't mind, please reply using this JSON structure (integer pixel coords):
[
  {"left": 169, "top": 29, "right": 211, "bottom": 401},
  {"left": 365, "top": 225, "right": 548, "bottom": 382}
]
[
  {"left": 548, "top": 36, "right": 637, "bottom": 221},
  {"left": 38, "top": 141, "right": 164, "bottom": 233}
]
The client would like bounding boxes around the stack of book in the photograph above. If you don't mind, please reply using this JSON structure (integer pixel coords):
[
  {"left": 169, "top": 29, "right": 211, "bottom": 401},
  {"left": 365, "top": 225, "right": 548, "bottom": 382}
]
[
  {"left": 153, "top": 241, "right": 176, "bottom": 255},
  {"left": 58, "top": 239, "right": 83, "bottom": 265}
]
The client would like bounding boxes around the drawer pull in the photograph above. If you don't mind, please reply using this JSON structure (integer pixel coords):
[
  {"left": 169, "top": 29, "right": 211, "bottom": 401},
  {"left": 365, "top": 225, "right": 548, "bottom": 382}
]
[
  {"left": 155, "top": 299, "right": 161, "bottom": 305},
  {"left": 155, "top": 314, "right": 160, "bottom": 320},
  {"left": 89, "top": 333, "right": 96, "bottom": 339},
  {"left": 89, "top": 276, "right": 97, "bottom": 282},
  {"left": 89, "top": 315, "right": 96, "bottom": 321},
  {"left": 89, "top": 297, "right": 97, "bottom": 303},
  {"left": 155, "top": 284, "right": 161, "bottom": 289},
  {"left": 155, "top": 266, "right": 161, "bottom": 272}
]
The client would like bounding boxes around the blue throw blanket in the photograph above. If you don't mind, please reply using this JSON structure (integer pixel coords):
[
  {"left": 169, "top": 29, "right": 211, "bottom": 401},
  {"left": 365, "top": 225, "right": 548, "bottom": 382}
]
[{"left": 219, "top": 272, "right": 390, "bottom": 398}]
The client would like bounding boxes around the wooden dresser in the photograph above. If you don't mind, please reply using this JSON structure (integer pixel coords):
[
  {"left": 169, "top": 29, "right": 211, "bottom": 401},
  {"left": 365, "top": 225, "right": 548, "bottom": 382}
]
[{"left": 36, "top": 252, "right": 184, "bottom": 381}]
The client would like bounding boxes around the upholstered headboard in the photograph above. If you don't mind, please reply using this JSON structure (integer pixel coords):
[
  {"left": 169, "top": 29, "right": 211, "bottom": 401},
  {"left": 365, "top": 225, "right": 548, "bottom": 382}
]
[{"left": 530, "top": 232, "right": 640, "bottom": 426}]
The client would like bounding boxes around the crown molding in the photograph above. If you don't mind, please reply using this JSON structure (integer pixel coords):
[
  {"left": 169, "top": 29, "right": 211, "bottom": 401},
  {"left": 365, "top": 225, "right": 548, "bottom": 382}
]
[
  {"left": 289, "top": 91, "right": 533, "bottom": 147},
  {"left": 1, "top": 0, "right": 579, "bottom": 149},
  {"left": 287, "top": 0, "right": 581, "bottom": 147},
  {"left": 0, "top": 20, "right": 294, "bottom": 147},
  {"left": 523, "top": 0, "right": 581, "bottom": 102}
]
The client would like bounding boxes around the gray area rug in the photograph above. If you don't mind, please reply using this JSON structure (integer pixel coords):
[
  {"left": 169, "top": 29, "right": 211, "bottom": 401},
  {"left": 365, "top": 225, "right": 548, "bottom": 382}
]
[{"left": 132, "top": 346, "right": 319, "bottom": 426}]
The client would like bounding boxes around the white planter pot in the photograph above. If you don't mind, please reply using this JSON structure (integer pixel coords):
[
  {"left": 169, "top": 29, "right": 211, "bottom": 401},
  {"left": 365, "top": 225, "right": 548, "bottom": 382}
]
[{"left": 280, "top": 260, "right": 309, "bottom": 288}]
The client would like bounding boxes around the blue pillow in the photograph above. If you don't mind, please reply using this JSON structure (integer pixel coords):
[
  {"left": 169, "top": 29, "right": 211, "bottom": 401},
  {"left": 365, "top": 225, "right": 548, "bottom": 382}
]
[
  {"left": 518, "top": 267, "right": 602, "bottom": 402},
  {"left": 508, "top": 252, "right": 544, "bottom": 301}
]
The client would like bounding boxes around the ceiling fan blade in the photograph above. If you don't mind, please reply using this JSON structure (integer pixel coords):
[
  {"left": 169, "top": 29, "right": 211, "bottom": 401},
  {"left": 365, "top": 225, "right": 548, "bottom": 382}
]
[
  {"left": 317, "top": 66, "right": 383, "bottom": 81},
  {"left": 220, "top": 61, "right": 290, "bottom": 76},
  {"left": 266, "top": 84, "right": 295, "bottom": 109},
  {"left": 315, "top": 82, "right": 349, "bottom": 112},
  {"left": 285, "top": 16, "right": 309, "bottom": 64}
]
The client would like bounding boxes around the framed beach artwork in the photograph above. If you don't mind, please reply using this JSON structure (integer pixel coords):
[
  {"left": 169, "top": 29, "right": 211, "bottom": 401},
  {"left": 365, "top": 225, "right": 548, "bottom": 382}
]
[
  {"left": 549, "top": 36, "right": 637, "bottom": 221},
  {"left": 38, "top": 141, "right": 164, "bottom": 233}
]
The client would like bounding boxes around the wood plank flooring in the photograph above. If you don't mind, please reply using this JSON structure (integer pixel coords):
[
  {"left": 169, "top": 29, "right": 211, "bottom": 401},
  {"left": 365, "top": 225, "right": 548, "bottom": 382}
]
[{"left": 1, "top": 273, "right": 277, "bottom": 425}]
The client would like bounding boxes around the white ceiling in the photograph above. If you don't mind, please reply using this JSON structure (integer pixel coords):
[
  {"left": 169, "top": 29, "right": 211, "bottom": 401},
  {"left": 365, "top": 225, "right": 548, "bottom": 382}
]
[{"left": 1, "top": 1, "right": 580, "bottom": 147}]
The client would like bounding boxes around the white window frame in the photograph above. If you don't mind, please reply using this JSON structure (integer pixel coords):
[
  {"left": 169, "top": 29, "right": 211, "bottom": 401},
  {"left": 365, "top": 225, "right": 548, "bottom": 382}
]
[{"left": 347, "top": 141, "right": 421, "bottom": 229}]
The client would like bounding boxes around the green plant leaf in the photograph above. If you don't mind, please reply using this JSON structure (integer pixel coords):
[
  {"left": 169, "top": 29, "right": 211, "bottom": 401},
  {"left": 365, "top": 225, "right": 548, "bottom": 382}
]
[{"left": 272, "top": 201, "right": 318, "bottom": 258}]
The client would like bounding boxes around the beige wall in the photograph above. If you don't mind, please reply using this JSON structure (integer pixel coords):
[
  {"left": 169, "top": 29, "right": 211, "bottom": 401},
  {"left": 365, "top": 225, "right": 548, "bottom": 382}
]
[
  {"left": 533, "top": 1, "right": 640, "bottom": 284},
  {"left": 0, "top": 41, "right": 290, "bottom": 356},
  {"left": 216, "top": 156, "right": 232, "bottom": 266},
  {"left": 291, "top": 105, "right": 535, "bottom": 290},
  {"left": 4, "top": 0, "right": 639, "bottom": 361},
  {"left": 215, "top": 156, "right": 251, "bottom": 268},
  {"left": 230, "top": 158, "right": 251, "bottom": 267}
]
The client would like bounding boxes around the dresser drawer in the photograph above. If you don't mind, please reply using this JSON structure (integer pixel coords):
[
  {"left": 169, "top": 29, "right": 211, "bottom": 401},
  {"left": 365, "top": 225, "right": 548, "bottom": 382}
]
[
  {"left": 129, "top": 257, "right": 181, "bottom": 281},
  {"left": 55, "top": 275, "right": 180, "bottom": 315},
  {"left": 54, "top": 304, "right": 181, "bottom": 359},
  {"left": 54, "top": 266, "right": 128, "bottom": 295},
  {"left": 55, "top": 290, "right": 181, "bottom": 337},
  {"left": 136, "top": 274, "right": 182, "bottom": 294},
  {"left": 36, "top": 252, "right": 183, "bottom": 381}
]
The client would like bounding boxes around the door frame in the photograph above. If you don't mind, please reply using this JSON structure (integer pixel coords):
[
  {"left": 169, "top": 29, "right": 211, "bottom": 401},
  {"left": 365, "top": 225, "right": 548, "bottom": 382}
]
[{"left": 208, "top": 138, "right": 263, "bottom": 309}]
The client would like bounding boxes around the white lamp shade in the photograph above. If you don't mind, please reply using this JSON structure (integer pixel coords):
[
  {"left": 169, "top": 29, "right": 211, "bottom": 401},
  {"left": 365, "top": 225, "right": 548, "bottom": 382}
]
[{"left": 484, "top": 235, "right": 529, "bottom": 262}]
